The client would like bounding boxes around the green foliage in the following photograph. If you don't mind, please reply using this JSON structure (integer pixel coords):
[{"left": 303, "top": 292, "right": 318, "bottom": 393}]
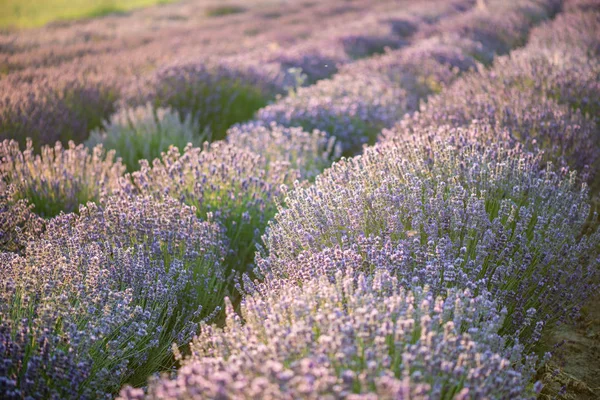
[
  {"left": 0, "top": 0, "right": 177, "bottom": 29},
  {"left": 205, "top": 5, "right": 246, "bottom": 17}
]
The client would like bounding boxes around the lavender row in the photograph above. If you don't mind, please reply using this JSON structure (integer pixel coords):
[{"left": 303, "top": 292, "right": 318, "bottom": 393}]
[
  {"left": 0, "top": 0, "right": 415, "bottom": 73},
  {"left": 120, "top": 269, "right": 542, "bottom": 400},
  {"left": 257, "top": 0, "right": 561, "bottom": 155},
  {"left": 117, "top": 140, "right": 299, "bottom": 274},
  {"left": 261, "top": 128, "right": 600, "bottom": 344},
  {"left": 96, "top": 0, "right": 476, "bottom": 161},
  {"left": 0, "top": 0, "right": 448, "bottom": 149},
  {"left": 256, "top": 0, "right": 476, "bottom": 84},
  {"left": 0, "top": 195, "right": 229, "bottom": 397},
  {"left": 383, "top": 8, "right": 600, "bottom": 184},
  {"left": 0, "top": 139, "right": 125, "bottom": 218}
]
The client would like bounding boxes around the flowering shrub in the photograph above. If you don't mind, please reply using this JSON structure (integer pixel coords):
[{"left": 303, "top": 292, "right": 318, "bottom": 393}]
[
  {"left": 0, "top": 139, "right": 125, "bottom": 218},
  {"left": 390, "top": 80, "right": 599, "bottom": 174},
  {"left": 123, "top": 142, "right": 298, "bottom": 272},
  {"left": 121, "top": 269, "right": 541, "bottom": 399},
  {"left": 527, "top": 10, "right": 600, "bottom": 57},
  {"left": 0, "top": 183, "right": 44, "bottom": 253},
  {"left": 263, "top": 133, "right": 600, "bottom": 341},
  {"left": 257, "top": 73, "right": 406, "bottom": 154},
  {"left": 493, "top": 10, "right": 600, "bottom": 123},
  {"left": 339, "top": 41, "right": 471, "bottom": 113},
  {"left": 489, "top": 47, "right": 600, "bottom": 123},
  {"left": 87, "top": 104, "right": 207, "bottom": 172},
  {"left": 0, "top": 195, "right": 228, "bottom": 395},
  {"left": 227, "top": 121, "right": 341, "bottom": 181},
  {"left": 124, "top": 61, "right": 282, "bottom": 141},
  {"left": 0, "top": 261, "right": 99, "bottom": 398}
]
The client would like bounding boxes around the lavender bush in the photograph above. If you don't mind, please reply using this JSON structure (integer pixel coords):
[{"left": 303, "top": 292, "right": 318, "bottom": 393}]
[
  {"left": 0, "top": 253, "right": 99, "bottom": 398},
  {"left": 489, "top": 47, "right": 600, "bottom": 123},
  {"left": 0, "top": 139, "right": 125, "bottom": 218},
  {"left": 227, "top": 121, "right": 341, "bottom": 181},
  {"left": 122, "top": 141, "right": 298, "bottom": 272},
  {"left": 527, "top": 10, "right": 600, "bottom": 57},
  {"left": 121, "top": 269, "right": 541, "bottom": 399},
  {"left": 257, "top": 73, "right": 406, "bottom": 154},
  {"left": 124, "top": 61, "right": 282, "bottom": 142},
  {"left": 262, "top": 132, "right": 600, "bottom": 342},
  {"left": 87, "top": 104, "right": 207, "bottom": 172},
  {"left": 492, "top": 9, "right": 600, "bottom": 122},
  {"left": 1, "top": 195, "right": 228, "bottom": 395},
  {"left": 389, "top": 80, "right": 599, "bottom": 175},
  {"left": 339, "top": 43, "right": 469, "bottom": 113},
  {"left": 0, "top": 183, "right": 44, "bottom": 253}
]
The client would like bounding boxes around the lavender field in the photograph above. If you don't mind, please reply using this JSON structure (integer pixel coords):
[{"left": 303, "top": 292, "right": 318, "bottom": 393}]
[{"left": 1, "top": 0, "right": 599, "bottom": 398}]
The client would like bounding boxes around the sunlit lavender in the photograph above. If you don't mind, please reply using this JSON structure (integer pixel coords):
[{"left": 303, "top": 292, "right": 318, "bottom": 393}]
[
  {"left": 1, "top": 0, "right": 599, "bottom": 398},
  {"left": 86, "top": 104, "right": 207, "bottom": 172},
  {"left": 1, "top": 195, "right": 227, "bottom": 396},
  {"left": 121, "top": 269, "right": 541, "bottom": 400},
  {"left": 0, "top": 139, "right": 125, "bottom": 218},
  {"left": 262, "top": 132, "right": 600, "bottom": 341},
  {"left": 121, "top": 141, "right": 298, "bottom": 272}
]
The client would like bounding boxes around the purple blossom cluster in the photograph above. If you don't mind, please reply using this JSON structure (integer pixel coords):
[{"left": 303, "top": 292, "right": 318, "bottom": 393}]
[
  {"left": 527, "top": 8, "right": 600, "bottom": 57},
  {"left": 262, "top": 132, "right": 600, "bottom": 341},
  {"left": 0, "top": 195, "right": 228, "bottom": 396},
  {"left": 227, "top": 121, "right": 341, "bottom": 181},
  {"left": 257, "top": 73, "right": 407, "bottom": 155},
  {"left": 0, "top": 267, "right": 98, "bottom": 398},
  {"left": 0, "top": 183, "right": 44, "bottom": 253},
  {"left": 86, "top": 104, "right": 207, "bottom": 172},
  {"left": 0, "top": 139, "right": 125, "bottom": 218},
  {"left": 338, "top": 38, "right": 476, "bottom": 114},
  {"left": 120, "top": 269, "right": 541, "bottom": 400},
  {"left": 489, "top": 46, "right": 600, "bottom": 124},
  {"left": 120, "top": 141, "right": 298, "bottom": 272}
]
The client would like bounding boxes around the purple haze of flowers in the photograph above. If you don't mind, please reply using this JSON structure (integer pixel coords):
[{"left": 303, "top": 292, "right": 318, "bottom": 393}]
[
  {"left": 227, "top": 121, "right": 341, "bottom": 181},
  {"left": 382, "top": 9, "right": 600, "bottom": 182},
  {"left": 262, "top": 130, "right": 600, "bottom": 343},
  {"left": 0, "top": 139, "right": 126, "bottom": 218},
  {"left": 120, "top": 141, "right": 299, "bottom": 272},
  {"left": 257, "top": 73, "right": 407, "bottom": 154},
  {"left": 0, "top": 195, "right": 228, "bottom": 396},
  {"left": 120, "top": 269, "right": 542, "bottom": 399}
]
